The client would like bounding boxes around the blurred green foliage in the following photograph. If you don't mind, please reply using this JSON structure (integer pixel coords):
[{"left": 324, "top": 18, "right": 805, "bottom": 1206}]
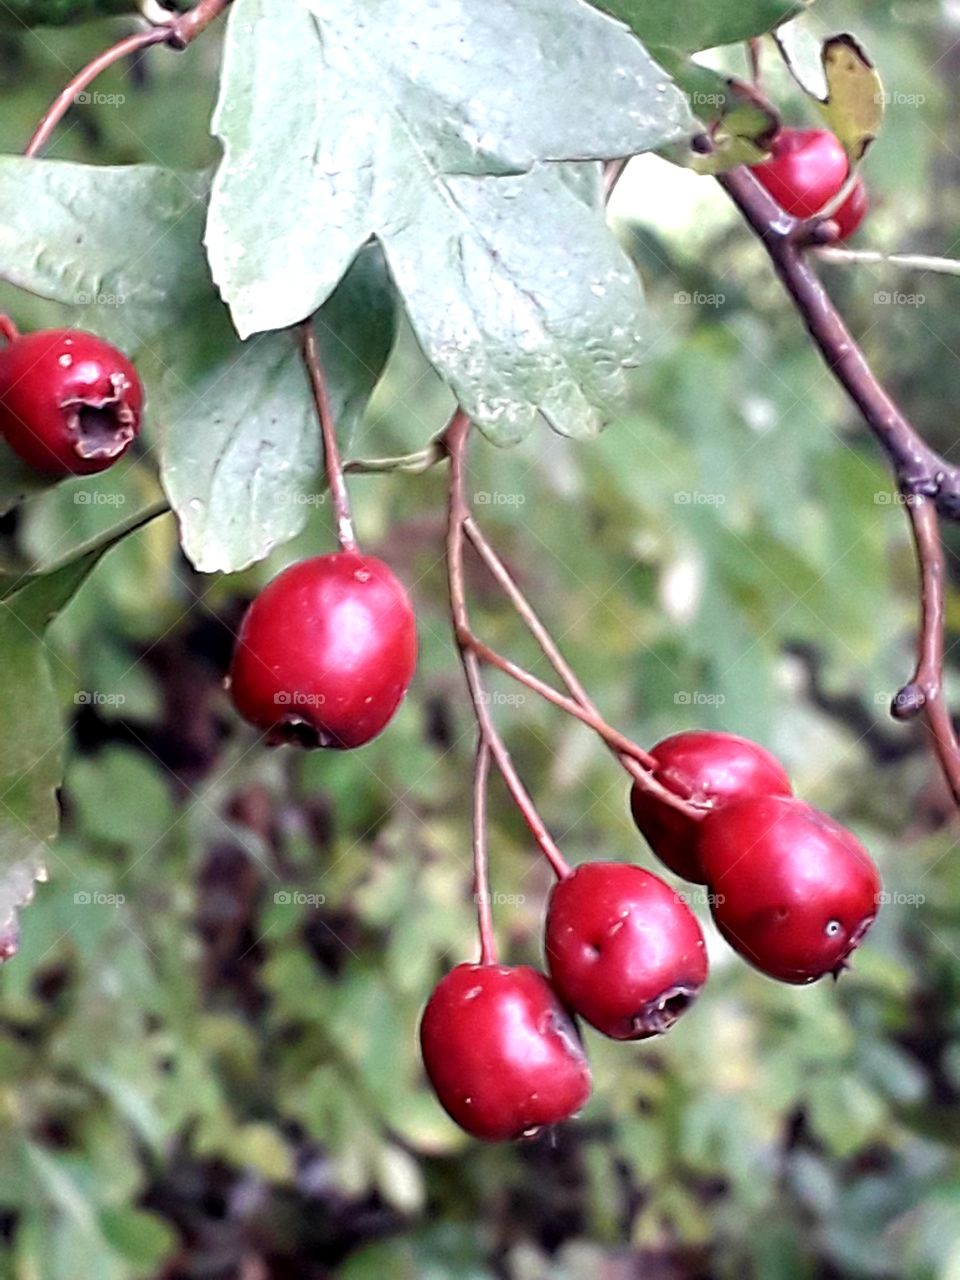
[{"left": 2, "top": 1, "right": 960, "bottom": 1277}]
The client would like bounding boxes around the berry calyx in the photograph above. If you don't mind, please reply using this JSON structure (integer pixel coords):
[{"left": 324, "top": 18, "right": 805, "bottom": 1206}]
[
  {"left": 0, "top": 327, "right": 143, "bottom": 475},
  {"left": 630, "top": 731, "right": 792, "bottom": 883},
  {"left": 751, "top": 128, "right": 868, "bottom": 240},
  {"left": 228, "top": 551, "right": 417, "bottom": 749},
  {"left": 698, "top": 795, "right": 881, "bottom": 984},
  {"left": 545, "top": 861, "right": 707, "bottom": 1040},
  {"left": 419, "top": 962, "right": 591, "bottom": 1142}
]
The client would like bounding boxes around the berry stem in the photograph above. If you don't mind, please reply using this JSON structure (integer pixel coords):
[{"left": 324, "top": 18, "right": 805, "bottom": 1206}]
[
  {"left": 445, "top": 409, "right": 570, "bottom": 880},
  {"left": 472, "top": 741, "right": 497, "bottom": 964},
  {"left": 0, "top": 316, "right": 19, "bottom": 346},
  {"left": 747, "top": 37, "right": 764, "bottom": 87},
  {"left": 24, "top": 0, "right": 231, "bottom": 158},
  {"left": 719, "top": 162, "right": 960, "bottom": 807},
  {"left": 300, "top": 322, "right": 358, "bottom": 553},
  {"left": 462, "top": 518, "right": 704, "bottom": 820}
]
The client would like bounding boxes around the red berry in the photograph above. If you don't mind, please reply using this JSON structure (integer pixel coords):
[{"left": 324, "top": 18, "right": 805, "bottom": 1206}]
[
  {"left": 419, "top": 963, "right": 591, "bottom": 1141},
  {"left": 698, "top": 795, "right": 881, "bottom": 984},
  {"left": 751, "top": 128, "right": 868, "bottom": 240},
  {"left": 630, "top": 731, "right": 792, "bottom": 883},
  {"left": 228, "top": 551, "right": 417, "bottom": 749},
  {"left": 545, "top": 861, "right": 707, "bottom": 1040},
  {"left": 0, "top": 328, "right": 142, "bottom": 475}
]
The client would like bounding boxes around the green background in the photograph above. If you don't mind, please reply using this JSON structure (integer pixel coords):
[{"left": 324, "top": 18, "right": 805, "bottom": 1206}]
[{"left": 2, "top": 1, "right": 960, "bottom": 1275}]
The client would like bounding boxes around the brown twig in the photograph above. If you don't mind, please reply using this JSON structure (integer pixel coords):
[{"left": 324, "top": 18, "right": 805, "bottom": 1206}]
[
  {"left": 719, "top": 163, "right": 960, "bottom": 803},
  {"left": 24, "top": 0, "right": 233, "bottom": 158},
  {"left": 472, "top": 742, "right": 496, "bottom": 964},
  {"left": 892, "top": 497, "right": 960, "bottom": 804},
  {"left": 300, "top": 322, "right": 357, "bottom": 553},
  {"left": 445, "top": 410, "right": 570, "bottom": 880},
  {"left": 165, "top": 0, "right": 233, "bottom": 49},
  {"left": 718, "top": 167, "right": 960, "bottom": 514}
]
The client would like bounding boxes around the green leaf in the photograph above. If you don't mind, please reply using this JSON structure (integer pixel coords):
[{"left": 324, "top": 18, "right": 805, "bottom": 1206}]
[
  {"left": 98, "top": 1207, "right": 176, "bottom": 1269},
  {"left": 151, "top": 244, "right": 396, "bottom": 572},
  {"left": 382, "top": 165, "right": 649, "bottom": 442},
  {"left": 205, "top": 0, "right": 693, "bottom": 438},
  {"left": 0, "top": 501, "right": 164, "bottom": 961},
  {"left": 0, "top": 157, "right": 210, "bottom": 346},
  {"left": 774, "top": 28, "right": 884, "bottom": 162},
  {"left": 589, "top": 0, "right": 811, "bottom": 57},
  {"left": 0, "top": 160, "right": 396, "bottom": 571},
  {"left": 661, "top": 65, "right": 779, "bottom": 172}
]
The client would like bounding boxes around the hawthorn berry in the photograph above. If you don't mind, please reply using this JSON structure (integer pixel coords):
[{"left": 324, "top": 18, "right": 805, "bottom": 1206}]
[
  {"left": 419, "top": 962, "right": 591, "bottom": 1141},
  {"left": 0, "top": 328, "right": 142, "bottom": 475},
  {"left": 545, "top": 861, "right": 707, "bottom": 1039},
  {"left": 751, "top": 128, "right": 868, "bottom": 240},
  {"left": 228, "top": 551, "right": 417, "bottom": 749},
  {"left": 698, "top": 794, "right": 881, "bottom": 984},
  {"left": 630, "top": 730, "right": 792, "bottom": 883}
]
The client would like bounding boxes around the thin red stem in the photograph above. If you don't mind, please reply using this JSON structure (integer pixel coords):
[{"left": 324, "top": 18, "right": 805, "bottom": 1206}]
[
  {"left": 472, "top": 742, "right": 496, "bottom": 964},
  {"left": 462, "top": 517, "right": 703, "bottom": 819},
  {"left": 25, "top": 28, "right": 168, "bottom": 159},
  {"left": 0, "top": 316, "right": 19, "bottom": 346},
  {"left": 445, "top": 410, "right": 570, "bottom": 880},
  {"left": 24, "top": 0, "right": 232, "bottom": 159},
  {"left": 300, "top": 322, "right": 357, "bottom": 553}
]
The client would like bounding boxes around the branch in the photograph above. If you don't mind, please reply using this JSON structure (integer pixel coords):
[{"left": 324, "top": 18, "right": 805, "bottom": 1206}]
[
  {"left": 300, "top": 322, "right": 357, "bottom": 553},
  {"left": 718, "top": 167, "right": 960, "bottom": 517},
  {"left": 719, "top": 164, "right": 960, "bottom": 803},
  {"left": 892, "top": 496, "right": 960, "bottom": 805},
  {"left": 24, "top": 0, "right": 233, "bottom": 158}
]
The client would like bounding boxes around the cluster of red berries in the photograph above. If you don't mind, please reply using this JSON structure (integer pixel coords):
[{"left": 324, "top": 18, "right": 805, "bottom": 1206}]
[
  {"left": 750, "top": 126, "right": 868, "bottom": 240},
  {"left": 420, "top": 731, "right": 881, "bottom": 1142},
  {"left": 0, "top": 325, "right": 143, "bottom": 474}
]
